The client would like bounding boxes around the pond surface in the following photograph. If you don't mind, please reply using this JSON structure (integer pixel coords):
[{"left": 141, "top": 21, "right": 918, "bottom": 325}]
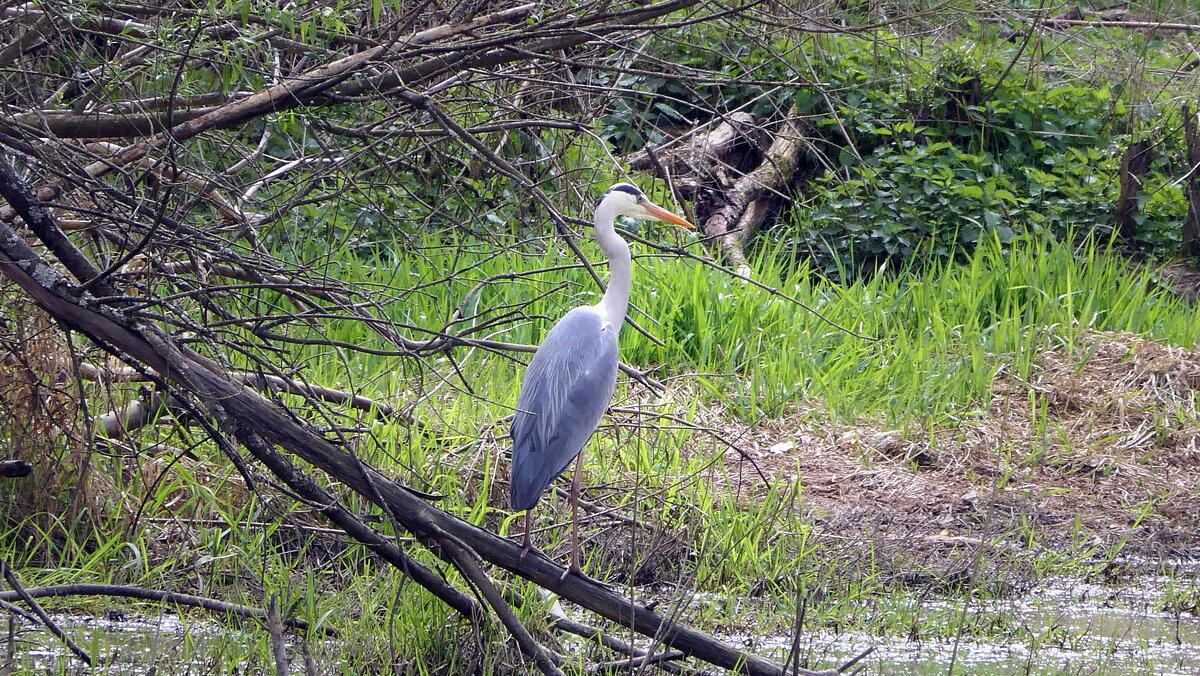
[
  {"left": 6, "top": 612, "right": 260, "bottom": 674},
  {"left": 746, "top": 564, "right": 1200, "bottom": 675},
  {"left": 8, "top": 561, "right": 1199, "bottom": 674}
]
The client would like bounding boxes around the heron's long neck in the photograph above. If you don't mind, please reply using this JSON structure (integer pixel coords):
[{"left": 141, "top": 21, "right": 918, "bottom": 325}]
[{"left": 593, "top": 204, "right": 632, "bottom": 331}]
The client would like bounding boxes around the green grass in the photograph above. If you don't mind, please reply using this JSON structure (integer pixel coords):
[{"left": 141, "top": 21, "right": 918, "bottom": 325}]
[{"left": 305, "top": 230, "right": 1197, "bottom": 428}]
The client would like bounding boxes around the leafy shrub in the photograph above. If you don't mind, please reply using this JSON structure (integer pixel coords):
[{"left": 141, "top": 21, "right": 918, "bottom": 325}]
[
  {"left": 589, "top": 24, "right": 1189, "bottom": 275},
  {"left": 798, "top": 140, "right": 1022, "bottom": 268},
  {"left": 787, "top": 36, "right": 1188, "bottom": 276}
]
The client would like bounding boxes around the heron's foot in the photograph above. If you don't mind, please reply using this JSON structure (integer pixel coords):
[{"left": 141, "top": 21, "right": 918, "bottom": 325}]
[
  {"left": 560, "top": 563, "right": 610, "bottom": 588},
  {"left": 517, "top": 541, "right": 549, "bottom": 563}
]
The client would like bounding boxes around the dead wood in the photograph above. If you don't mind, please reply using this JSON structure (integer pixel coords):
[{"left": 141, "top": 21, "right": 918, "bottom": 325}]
[
  {"left": 0, "top": 164, "right": 835, "bottom": 676},
  {"left": 629, "top": 107, "right": 813, "bottom": 269},
  {"left": 436, "top": 530, "right": 565, "bottom": 675},
  {"left": 82, "top": 363, "right": 406, "bottom": 422},
  {"left": 95, "top": 388, "right": 171, "bottom": 439},
  {"left": 0, "top": 160, "right": 115, "bottom": 297},
  {"left": 226, "top": 419, "right": 484, "bottom": 623},
  {"left": 0, "top": 583, "right": 337, "bottom": 636},
  {"left": 628, "top": 112, "right": 766, "bottom": 192},
  {"left": 991, "top": 12, "right": 1200, "bottom": 34},
  {"left": 2, "top": 109, "right": 217, "bottom": 139},
  {"left": 0, "top": 45, "right": 384, "bottom": 222},
  {"left": 700, "top": 109, "right": 810, "bottom": 271},
  {"left": 1183, "top": 104, "right": 1200, "bottom": 259},
  {"left": 1036, "top": 18, "right": 1200, "bottom": 32},
  {"left": 0, "top": 1, "right": 704, "bottom": 371},
  {"left": 84, "top": 142, "right": 262, "bottom": 235},
  {"left": 0, "top": 12, "right": 52, "bottom": 70},
  {"left": 0, "top": 2, "right": 685, "bottom": 140},
  {"left": 549, "top": 611, "right": 706, "bottom": 676},
  {"left": 0, "top": 461, "right": 32, "bottom": 478},
  {"left": 0, "top": 597, "right": 38, "bottom": 623},
  {"left": 0, "top": 559, "right": 91, "bottom": 666}
]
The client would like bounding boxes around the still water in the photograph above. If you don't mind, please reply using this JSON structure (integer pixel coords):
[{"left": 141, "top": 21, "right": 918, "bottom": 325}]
[
  {"left": 8, "top": 563, "right": 1199, "bottom": 674},
  {"left": 752, "top": 569, "right": 1200, "bottom": 675}
]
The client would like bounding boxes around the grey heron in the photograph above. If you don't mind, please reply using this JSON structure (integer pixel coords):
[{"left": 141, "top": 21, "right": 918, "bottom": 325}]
[{"left": 509, "top": 182, "right": 694, "bottom": 577}]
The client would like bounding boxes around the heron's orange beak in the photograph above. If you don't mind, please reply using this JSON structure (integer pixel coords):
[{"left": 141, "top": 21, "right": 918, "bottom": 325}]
[{"left": 644, "top": 203, "right": 695, "bottom": 229}]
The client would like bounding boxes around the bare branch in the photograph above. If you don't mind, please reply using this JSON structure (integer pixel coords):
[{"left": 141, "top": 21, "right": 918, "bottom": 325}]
[
  {"left": 0, "top": 161, "right": 803, "bottom": 676},
  {"left": 0, "top": 583, "right": 335, "bottom": 636}
]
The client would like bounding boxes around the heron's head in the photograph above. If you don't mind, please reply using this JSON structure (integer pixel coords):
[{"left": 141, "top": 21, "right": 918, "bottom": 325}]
[{"left": 601, "top": 183, "right": 694, "bottom": 229}]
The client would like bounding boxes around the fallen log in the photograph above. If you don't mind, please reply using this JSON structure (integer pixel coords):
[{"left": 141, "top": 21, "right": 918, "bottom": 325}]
[
  {"left": 95, "top": 388, "right": 172, "bottom": 439},
  {"left": 1029, "top": 18, "right": 1200, "bottom": 32}
]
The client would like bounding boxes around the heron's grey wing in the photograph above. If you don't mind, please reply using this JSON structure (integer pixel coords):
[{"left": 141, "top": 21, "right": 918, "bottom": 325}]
[{"left": 509, "top": 308, "right": 619, "bottom": 511}]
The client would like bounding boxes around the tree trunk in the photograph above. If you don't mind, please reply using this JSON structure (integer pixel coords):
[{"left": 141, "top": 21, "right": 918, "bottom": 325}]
[
  {"left": 701, "top": 109, "right": 809, "bottom": 271},
  {"left": 627, "top": 111, "right": 766, "bottom": 194},
  {"left": 1115, "top": 139, "right": 1154, "bottom": 240},
  {"left": 1182, "top": 104, "right": 1200, "bottom": 260}
]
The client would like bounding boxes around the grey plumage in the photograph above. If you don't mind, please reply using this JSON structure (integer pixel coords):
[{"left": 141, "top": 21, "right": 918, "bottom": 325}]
[{"left": 509, "top": 308, "right": 618, "bottom": 511}]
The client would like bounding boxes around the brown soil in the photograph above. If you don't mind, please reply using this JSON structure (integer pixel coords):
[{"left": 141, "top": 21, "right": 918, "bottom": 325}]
[{"left": 718, "top": 331, "right": 1200, "bottom": 579}]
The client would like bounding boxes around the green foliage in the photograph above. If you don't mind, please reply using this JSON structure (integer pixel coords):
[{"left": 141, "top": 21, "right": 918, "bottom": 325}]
[
  {"left": 786, "top": 34, "right": 1192, "bottom": 275},
  {"left": 7, "top": 5, "right": 1200, "bottom": 671},
  {"left": 798, "top": 141, "right": 1024, "bottom": 265},
  {"left": 594, "top": 24, "right": 1192, "bottom": 275},
  {"left": 6, "top": 228, "right": 1199, "bottom": 669},
  {"left": 276, "top": 230, "right": 1199, "bottom": 428}
]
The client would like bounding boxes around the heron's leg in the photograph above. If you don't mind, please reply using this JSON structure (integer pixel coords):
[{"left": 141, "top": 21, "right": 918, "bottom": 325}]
[
  {"left": 564, "top": 452, "right": 585, "bottom": 578},
  {"left": 519, "top": 511, "right": 533, "bottom": 562}
]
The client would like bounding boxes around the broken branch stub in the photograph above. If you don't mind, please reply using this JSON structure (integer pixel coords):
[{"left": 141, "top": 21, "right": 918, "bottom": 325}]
[
  {"left": 1115, "top": 139, "right": 1154, "bottom": 240},
  {"left": 628, "top": 112, "right": 767, "bottom": 195},
  {"left": 629, "top": 107, "right": 814, "bottom": 269}
]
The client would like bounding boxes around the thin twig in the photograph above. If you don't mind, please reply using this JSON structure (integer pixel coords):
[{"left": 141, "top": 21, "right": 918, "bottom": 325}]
[
  {"left": 548, "top": 612, "right": 714, "bottom": 676},
  {"left": 0, "top": 599, "right": 38, "bottom": 624},
  {"left": 437, "top": 534, "right": 565, "bottom": 675},
  {"left": 1019, "top": 17, "right": 1200, "bottom": 32}
]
